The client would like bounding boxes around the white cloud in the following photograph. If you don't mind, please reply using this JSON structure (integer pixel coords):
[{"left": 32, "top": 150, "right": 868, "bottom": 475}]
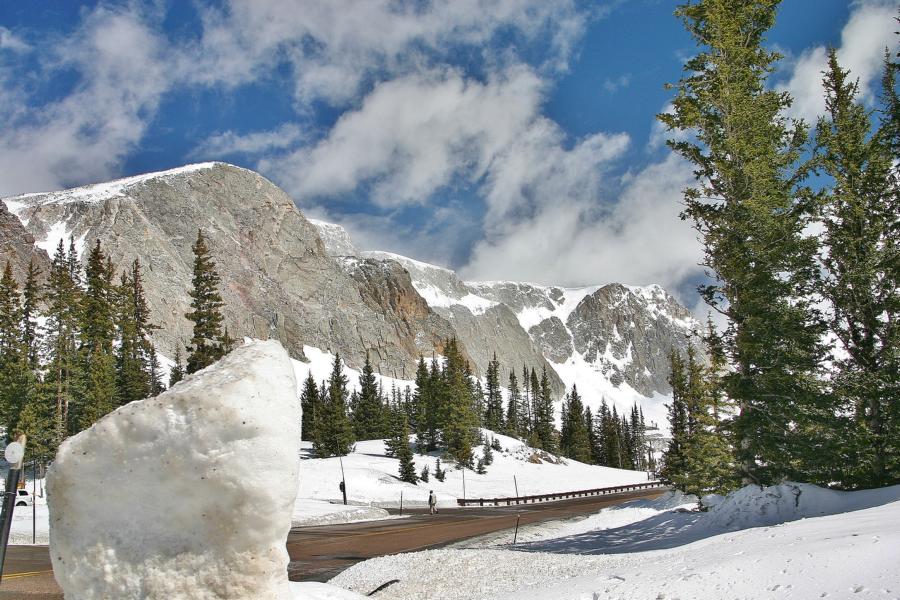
[
  {"left": 0, "top": 26, "right": 29, "bottom": 53},
  {"left": 462, "top": 153, "right": 701, "bottom": 290},
  {"left": 779, "top": 0, "right": 896, "bottom": 123},
  {"left": 0, "top": 7, "right": 171, "bottom": 196},
  {"left": 192, "top": 123, "right": 306, "bottom": 158},
  {"left": 189, "top": 0, "right": 587, "bottom": 106},
  {"left": 262, "top": 66, "right": 547, "bottom": 207}
]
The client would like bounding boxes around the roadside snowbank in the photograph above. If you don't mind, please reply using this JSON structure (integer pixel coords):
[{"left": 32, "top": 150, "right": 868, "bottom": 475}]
[
  {"left": 47, "top": 340, "right": 301, "bottom": 599},
  {"left": 331, "top": 483, "right": 900, "bottom": 599},
  {"left": 292, "top": 500, "right": 390, "bottom": 526},
  {"left": 706, "top": 481, "right": 900, "bottom": 531}
]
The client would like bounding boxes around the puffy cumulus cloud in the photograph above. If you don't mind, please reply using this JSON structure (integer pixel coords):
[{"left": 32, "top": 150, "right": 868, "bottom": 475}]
[
  {"left": 261, "top": 66, "right": 546, "bottom": 207},
  {"left": 0, "top": 7, "right": 170, "bottom": 196},
  {"left": 461, "top": 153, "right": 701, "bottom": 291},
  {"left": 190, "top": 0, "right": 588, "bottom": 106},
  {"left": 779, "top": 0, "right": 896, "bottom": 124}
]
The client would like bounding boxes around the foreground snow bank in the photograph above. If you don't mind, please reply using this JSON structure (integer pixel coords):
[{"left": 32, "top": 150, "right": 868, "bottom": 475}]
[
  {"left": 47, "top": 340, "right": 301, "bottom": 600},
  {"left": 333, "top": 483, "right": 900, "bottom": 600}
]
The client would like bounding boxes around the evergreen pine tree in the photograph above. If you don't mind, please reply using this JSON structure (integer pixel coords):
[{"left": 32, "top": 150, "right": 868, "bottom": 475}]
[
  {"left": 470, "top": 375, "right": 485, "bottom": 428},
  {"left": 683, "top": 346, "right": 736, "bottom": 497},
  {"left": 353, "top": 352, "right": 387, "bottom": 440},
  {"left": 505, "top": 370, "right": 521, "bottom": 437},
  {"left": 476, "top": 457, "right": 486, "bottom": 474},
  {"left": 44, "top": 239, "right": 83, "bottom": 446},
  {"left": 319, "top": 352, "right": 354, "bottom": 457},
  {"left": 300, "top": 372, "right": 320, "bottom": 442},
  {"left": 482, "top": 437, "right": 494, "bottom": 466},
  {"left": 21, "top": 260, "right": 41, "bottom": 371},
  {"left": 396, "top": 412, "right": 417, "bottom": 484},
  {"left": 441, "top": 339, "right": 478, "bottom": 467},
  {"left": 0, "top": 262, "right": 26, "bottom": 436},
  {"left": 660, "top": 0, "right": 827, "bottom": 486},
  {"left": 185, "top": 229, "right": 226, "bottom": 374},
  {"left": 425, "top": 354, "right": 444, "bottom": 451},
  {"left": 815, "top": 50, "right": 900, "bottom": 487},
  {"left": 12, "top": 260, "right": 42, "bottom": 450},
  {"left": 434, "top": 457, "right": 446, "bottom": 481},
  {"left": 385, "top": 401, "right": 405, "bottom": 458},
  {"left": 483, "top": 352, "right": 504, "bottom": 431},
  {"left": 412, "top": 356, "right": 430, "bottom": 453},
  {"left": 78, "top": 240, "right": 117, "bottom": 429},
  {"left": 420, "top": 463, "right": 430, "bottom": 482},
  {"left": 312, "top": 382, "right": 329, "bottom": 457},
  {"left": 661, "top": 350, "right": 688, "bottom": 484},
  {"left": 533, "top": 367, "right": 557, "bottom": 452},
  {"left": 115, "top": 269, "right": 149, "bottom": 405},
  {"left": 148, "top": 347, "right": 165, "bottom": 395},
  {"left": 169, "top": 346, "right": 185, "bottom": 387},
  {"left": 629, "top": 404, "right": 646, "bottom": 470},
  {"left": 561, "top": 385, "right": 591, "bottom": 463}
]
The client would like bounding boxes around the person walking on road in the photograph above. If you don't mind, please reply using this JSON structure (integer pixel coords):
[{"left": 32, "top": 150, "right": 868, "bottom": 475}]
[{"left": 428, "top": 490, "right": 437, "bottom": 515}]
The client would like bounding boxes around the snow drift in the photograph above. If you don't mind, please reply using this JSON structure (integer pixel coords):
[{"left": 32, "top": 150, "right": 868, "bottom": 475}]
[{"left": 47, "top": 339, "right": 301, "bottom": 600}]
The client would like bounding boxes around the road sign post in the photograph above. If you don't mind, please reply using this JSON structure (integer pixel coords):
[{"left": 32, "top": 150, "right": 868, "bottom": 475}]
[{"left": 339, "top": 457, "right": 348, "bottom": 505}]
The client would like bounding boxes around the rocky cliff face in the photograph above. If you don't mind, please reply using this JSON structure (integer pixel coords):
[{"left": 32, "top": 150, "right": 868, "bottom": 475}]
[
  {"left": 468, "top": 281, "right": 700, "bottom": 397},
  {"left": 0, "top": 200, "right": 51, "bottom": 282},
  {"left": 357, "top": 251, "right": 566, "bottom": 393},
  {"left": 2, "top": 163, "right": 462, "bottom": 376}
]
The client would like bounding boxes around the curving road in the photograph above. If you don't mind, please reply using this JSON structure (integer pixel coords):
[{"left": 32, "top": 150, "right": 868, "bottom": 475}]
[
  {"left": 286, "top": 487, "right": 665, "bottom": 582},
  {"left": 0, "top": 487, "right": 664, "bottom": 599}
]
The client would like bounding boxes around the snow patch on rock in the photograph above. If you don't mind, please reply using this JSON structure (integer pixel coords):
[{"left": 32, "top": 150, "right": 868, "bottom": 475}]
[{"left": 47, "top": 339, "right": 301, "bottom": 600}]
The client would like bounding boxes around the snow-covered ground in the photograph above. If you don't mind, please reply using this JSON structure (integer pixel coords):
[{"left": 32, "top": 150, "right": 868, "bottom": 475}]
[
  {"left": 327, "top": 483, "right": 900, "bottom": 599},
  {"left": 297, "top": 430, "right": 652, "bottom": 509}
]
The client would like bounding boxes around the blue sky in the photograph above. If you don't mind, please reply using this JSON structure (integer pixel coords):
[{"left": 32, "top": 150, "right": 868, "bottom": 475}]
[{"left": 0, "top": 1, "right": 896, "bottom": 312}]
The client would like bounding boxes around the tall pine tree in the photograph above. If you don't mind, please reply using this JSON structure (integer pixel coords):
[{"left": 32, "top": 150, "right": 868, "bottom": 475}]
[
  {"left": 660, "top": 0, "right": 828, "bottom": 485},
  {"left": 186, "top": 229, "right": 226, "bottom": 374},
  {"left": 318, "top": 352, "right": 354, "bottom": 457},
  {"left": 815, "top": 50, "right": 900, "bottom": 487},
  {"left": 483, "top": 352, "right": 503, "bottom": 431}
]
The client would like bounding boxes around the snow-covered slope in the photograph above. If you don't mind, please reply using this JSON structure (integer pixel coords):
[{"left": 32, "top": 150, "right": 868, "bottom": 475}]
[{"left": 296, "top": 432, "right": 650, "bottom": 509}]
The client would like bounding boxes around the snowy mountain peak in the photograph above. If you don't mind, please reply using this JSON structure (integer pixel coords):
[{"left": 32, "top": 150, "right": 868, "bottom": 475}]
[
  {"left": 4, "top": 162, "right": 229, "bottom": 206},
  {"left": 308, "top": 219, "right": 358, "bottom": 257}
]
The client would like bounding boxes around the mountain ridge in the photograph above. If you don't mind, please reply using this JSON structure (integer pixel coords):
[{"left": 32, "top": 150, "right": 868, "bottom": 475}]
[{"left": 2, "top": 162, "right": 701, "bottom": 420}]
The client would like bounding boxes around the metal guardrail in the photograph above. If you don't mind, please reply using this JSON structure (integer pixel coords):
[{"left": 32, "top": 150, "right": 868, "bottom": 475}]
[{"left": 456, "top": 481, "right": 668, "bottom": 507}]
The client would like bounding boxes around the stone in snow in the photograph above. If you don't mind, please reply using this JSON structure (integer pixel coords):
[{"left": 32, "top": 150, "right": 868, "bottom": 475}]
[{"left": 47, "top": 339, "right": 300, "bottom": 600}]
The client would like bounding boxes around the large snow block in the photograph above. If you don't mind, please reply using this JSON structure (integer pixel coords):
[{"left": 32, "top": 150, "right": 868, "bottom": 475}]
[{"left": 47, "top": 339, "right": 301, "bottom": 599}]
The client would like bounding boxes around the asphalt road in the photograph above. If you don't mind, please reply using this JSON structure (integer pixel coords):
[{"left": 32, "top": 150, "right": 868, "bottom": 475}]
[
  {"left": 286, "top": 488, "right": 665, "bottom": 582},
  {"left": 0, "top": 487, "right": 664, "bottom": 598}
]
